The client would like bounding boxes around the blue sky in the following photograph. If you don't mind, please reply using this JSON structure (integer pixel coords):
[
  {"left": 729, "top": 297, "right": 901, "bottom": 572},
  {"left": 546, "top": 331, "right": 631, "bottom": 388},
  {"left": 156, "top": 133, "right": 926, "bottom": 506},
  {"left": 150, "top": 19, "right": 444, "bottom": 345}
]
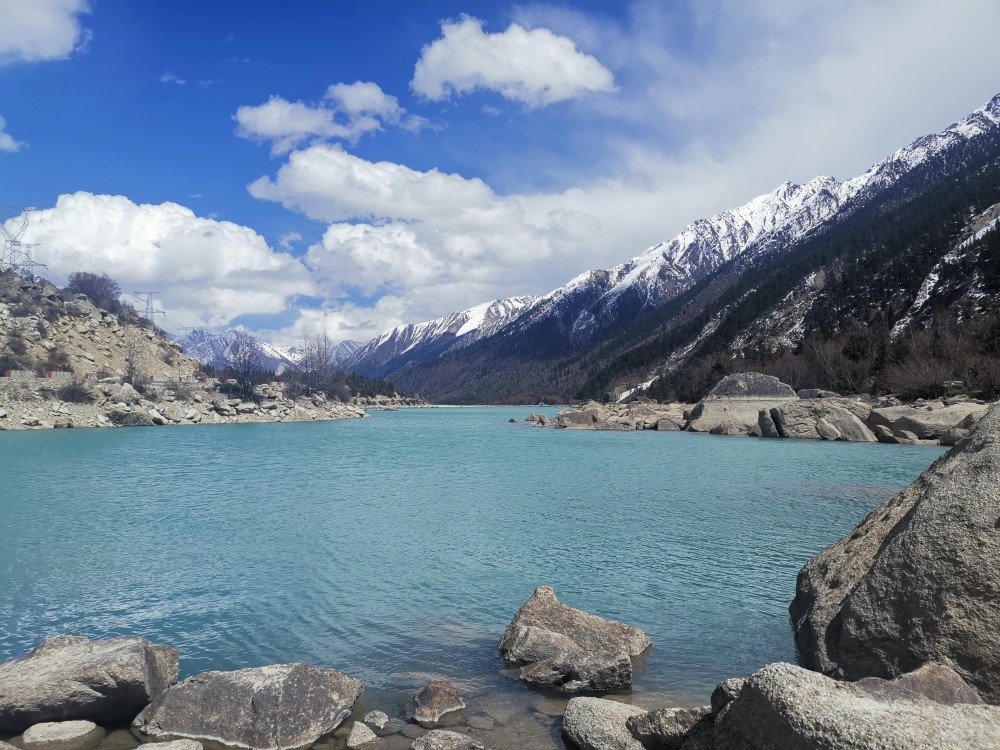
[{"left": 2, "top": 1, "right": 1000, "bottom": 345}]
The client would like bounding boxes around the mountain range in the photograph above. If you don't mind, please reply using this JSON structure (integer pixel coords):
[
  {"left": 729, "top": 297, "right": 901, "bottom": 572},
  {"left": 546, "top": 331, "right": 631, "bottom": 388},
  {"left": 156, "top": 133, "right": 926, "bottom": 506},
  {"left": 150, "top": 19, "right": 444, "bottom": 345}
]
[
  {"left": 335, "top": 92, "right": 1000, "bottom": 403},
  {"left": 178, "top": 328, "right": 360, "bottom": 373}
]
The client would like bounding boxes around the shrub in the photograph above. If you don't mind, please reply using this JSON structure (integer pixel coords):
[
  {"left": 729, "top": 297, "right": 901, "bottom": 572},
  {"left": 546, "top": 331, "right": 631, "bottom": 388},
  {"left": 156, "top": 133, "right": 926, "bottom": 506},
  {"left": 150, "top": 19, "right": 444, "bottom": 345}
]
[
  {"left": 5, "top": 331, "right": 27, "bottom": 356},
  {"left": 56, "top": 378, "right": 95, "bottom": 404},
  {"left": 64, "top": 272, "right": 122, "bottom": 310}
]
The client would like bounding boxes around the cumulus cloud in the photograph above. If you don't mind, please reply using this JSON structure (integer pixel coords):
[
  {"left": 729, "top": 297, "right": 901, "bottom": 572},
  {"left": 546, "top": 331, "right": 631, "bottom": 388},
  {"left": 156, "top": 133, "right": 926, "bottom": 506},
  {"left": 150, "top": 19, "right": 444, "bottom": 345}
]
[
  {"left": 0, "top": 115, "right": 25, "bottom": 152},
  {"left": 411, "top": 15, "right": 616, "bottom": 107},
  {"left": 250, "top": 144, "right": 602, "bottom": 322},
  {"left": 235, "top": 81, "right": 424, "bottom": 155},
  {"left": 262, "top": 296, "right": 412, "bottom": 348},
  {"left": 10, "top": 193, "right": 314, "bottom": 328},
  {"left": 0, "top": 0, "right": 91, "bottom": 66}
]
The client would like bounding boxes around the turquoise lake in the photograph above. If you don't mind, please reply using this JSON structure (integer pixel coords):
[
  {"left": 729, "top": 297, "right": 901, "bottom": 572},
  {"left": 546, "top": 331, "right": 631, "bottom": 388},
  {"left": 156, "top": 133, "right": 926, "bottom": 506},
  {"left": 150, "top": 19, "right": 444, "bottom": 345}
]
[{"left": 0, "top": 407, "right": 944, "bottom": 745}]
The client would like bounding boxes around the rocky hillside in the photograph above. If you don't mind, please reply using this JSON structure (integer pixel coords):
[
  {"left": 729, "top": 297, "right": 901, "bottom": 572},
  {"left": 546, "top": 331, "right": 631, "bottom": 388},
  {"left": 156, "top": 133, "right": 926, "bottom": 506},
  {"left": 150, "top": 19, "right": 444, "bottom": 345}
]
[
  {"left": 0, "top": 270, "right": 370, "bottom": 430},
  {"left": 0, "top": 270, "right": 198, "bottom": 382}
]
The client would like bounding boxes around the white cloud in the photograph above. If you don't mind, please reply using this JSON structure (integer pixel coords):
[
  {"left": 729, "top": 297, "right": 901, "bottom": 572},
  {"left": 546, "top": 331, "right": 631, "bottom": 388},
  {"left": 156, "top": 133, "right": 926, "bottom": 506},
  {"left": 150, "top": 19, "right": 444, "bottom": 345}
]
[
  {"left": 0, "top": 115, "right": 25, "bottom": 152},
  {"left": 9, "top": 192, "right": 314, "bottom": 329},
  {"left": 278, "top": 231, "right": 302, "bottom": 251},
  {"left": 0, "top": 0, "right": 91, "bottom": 66},
  {"left": 326, "top": 81, "right": 403, "bottom": 120},
  {"left": 411, "top": 15, "right": 616, "bottom": 107},
  {"left": 263, "top": 296, "right": 412, "bottom": 348},
  {"left": 235, "top": 81, "right": 424, "bottom": 155},
  {"left": 249, "top": 144, "right": 602, "bottom": 323},
  {"left": 159, "top": 71, "right": 186, "bottom": 85}
]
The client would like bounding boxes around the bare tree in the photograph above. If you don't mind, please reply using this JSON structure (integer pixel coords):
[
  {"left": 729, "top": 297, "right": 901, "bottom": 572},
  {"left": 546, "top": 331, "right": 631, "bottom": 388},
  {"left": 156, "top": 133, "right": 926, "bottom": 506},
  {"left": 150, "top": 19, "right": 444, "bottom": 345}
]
[
  {"left": 299, "top": 332, "right": 337, "bottom": 395},
  {"left": 123, "top": 328, "right": 148, "bottom": 391},
  {"left": 228, "top": 341, "right": 266, "bottom": 401}
]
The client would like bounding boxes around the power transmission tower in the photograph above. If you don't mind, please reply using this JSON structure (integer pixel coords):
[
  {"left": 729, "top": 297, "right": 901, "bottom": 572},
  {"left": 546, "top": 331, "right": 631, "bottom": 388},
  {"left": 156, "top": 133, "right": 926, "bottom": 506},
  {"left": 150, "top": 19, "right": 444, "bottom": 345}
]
[
  {"left": 0, "top": 205, "right": 35, "bottom": 273},
  {"left": 133, "top": 291, "right": 165, "bottom": 327},
  {"left": 18, "top": 244, "right": 46, "bottom": 281}
]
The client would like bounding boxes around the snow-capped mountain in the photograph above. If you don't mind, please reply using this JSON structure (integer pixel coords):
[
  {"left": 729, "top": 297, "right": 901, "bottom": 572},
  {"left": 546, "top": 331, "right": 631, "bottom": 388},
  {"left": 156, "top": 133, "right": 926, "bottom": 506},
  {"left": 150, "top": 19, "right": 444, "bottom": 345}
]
[
  {"left": 178, "top": 329, "right": 295, "bottom": 372},
  {"left": 351, "top": 95, "right": 1000, "bottom": 400},
  {"left": 269, "top": 339, "right": 361, "bottom": 366},
  {"left": 179, "top": 329, "right": 363, "bottom": 373},
  {"left": 344, "top": 296, "right": 537, "bottom": 378}
]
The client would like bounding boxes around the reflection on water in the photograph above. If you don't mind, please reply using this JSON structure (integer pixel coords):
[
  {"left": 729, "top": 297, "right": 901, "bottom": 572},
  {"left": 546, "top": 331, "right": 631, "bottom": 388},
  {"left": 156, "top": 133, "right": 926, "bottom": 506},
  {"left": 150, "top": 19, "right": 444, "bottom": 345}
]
[{"left": 0, "top": 408, "right": 943, "bottom": 748}]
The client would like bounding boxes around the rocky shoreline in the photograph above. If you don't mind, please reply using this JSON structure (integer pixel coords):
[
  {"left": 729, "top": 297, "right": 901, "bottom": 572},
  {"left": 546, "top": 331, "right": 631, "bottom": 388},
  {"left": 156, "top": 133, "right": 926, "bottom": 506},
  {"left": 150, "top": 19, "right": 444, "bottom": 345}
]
[
  {"left": 529, "top": 372, "right": 991, "bottom": 447},
  {"left": 0, "top": 380, "right": 368, "bottom": 430},
  {"left": 4, "top": 404, "right": 1000, "bottom": 749}
]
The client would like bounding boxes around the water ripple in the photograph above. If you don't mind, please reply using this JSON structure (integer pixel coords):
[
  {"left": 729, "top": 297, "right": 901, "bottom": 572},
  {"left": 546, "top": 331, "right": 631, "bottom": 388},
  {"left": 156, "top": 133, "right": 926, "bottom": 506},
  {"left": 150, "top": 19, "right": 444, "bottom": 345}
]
[{"left": 0, "top": 409, "right": 942, "bottom": 703}]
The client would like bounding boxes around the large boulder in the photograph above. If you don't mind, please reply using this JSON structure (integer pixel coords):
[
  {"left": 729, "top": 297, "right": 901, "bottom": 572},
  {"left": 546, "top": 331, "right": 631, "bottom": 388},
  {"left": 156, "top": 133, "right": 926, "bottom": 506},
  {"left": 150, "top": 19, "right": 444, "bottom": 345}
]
[
  {"left": 561, "top": 697, "right": 645, "bottom": 750},
  {"left": 0, "top": 635, "right": 178, "bottom": 734},
  {"left": 712, "top": 662, "right": 1000, "bottom": 749},
  {"left": 132, "top": 664, "right": 363, "bottom": 750},
  {"left": 686, "top": 373, "right": 797, "bottom": 435},
  {"left": 499, "top": 586, "right": 651, "bottom": 693},
  {"left": 769, "top": 399, "right": 874, "bottom": 441},
  {"left": 790, "top": 404, "right": 1000, "bottom": 700}
]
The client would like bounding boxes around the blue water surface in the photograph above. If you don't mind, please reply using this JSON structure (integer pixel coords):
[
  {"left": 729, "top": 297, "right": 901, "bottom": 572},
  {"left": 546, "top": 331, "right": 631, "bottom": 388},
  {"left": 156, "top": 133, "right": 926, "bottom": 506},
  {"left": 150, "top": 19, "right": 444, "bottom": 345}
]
[{"left": 0, "top": 407, "right": 943, "bottom": 705}]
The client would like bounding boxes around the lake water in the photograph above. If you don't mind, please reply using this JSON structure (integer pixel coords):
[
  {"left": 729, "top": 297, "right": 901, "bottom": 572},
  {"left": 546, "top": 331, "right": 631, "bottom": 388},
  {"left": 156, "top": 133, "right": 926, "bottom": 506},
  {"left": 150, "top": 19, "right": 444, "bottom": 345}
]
[{"left": 0, "top": 407, "right": 944, "bottom": 748}]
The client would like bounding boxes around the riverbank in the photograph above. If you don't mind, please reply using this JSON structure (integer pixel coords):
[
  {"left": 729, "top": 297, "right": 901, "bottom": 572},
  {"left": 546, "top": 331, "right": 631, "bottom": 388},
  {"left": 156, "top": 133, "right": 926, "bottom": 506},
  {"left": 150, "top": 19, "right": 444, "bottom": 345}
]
[
  {"left": 532, "top": 373, "right": 991, "bottom": 447},
  {"left": 0, "top": 379, "right": 369, "bottom": 430}
]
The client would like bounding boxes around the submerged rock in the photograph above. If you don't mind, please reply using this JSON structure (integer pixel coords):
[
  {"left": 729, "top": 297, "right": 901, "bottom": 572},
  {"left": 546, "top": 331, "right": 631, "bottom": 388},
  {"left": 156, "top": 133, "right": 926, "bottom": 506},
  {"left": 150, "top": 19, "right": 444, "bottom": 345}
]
[
  {"left": 346, "top": 721, "right": 378, "bottom": 749},
  {"left": 410, "top": 730, "right": 484, "bottom": 750},
  {"left": 0, "top": 635, "right": 178, "bottom": 734},
  {"left": 21, "top": 721, "right": 105, "bottom": 750},
  {"left": 133, "top": 663, "right": 363, "bottom": 750},
  {"left": 363, "top": 711, "right": 390, "bottom": 730},
  {"left": 412, "top": 681, "right": 465, "bottom": 728},
  {"left": 713, "top": 662, "right": 1000, "bottom": 750},
  {"left": 499, "top": 586, "right": 651, "bottom": 693},
  {"left": 791, "top": 404, "right": 1000, "bottom": 700}
]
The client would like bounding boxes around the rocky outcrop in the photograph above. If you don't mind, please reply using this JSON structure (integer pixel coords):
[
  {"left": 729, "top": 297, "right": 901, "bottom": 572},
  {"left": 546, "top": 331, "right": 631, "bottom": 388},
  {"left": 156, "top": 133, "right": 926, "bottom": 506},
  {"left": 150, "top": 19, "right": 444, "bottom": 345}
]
[
  {"left": 412, "top": 681, "right": 465, "bottom": 728},
  {"left": 790, "top": 404, "right": 1000, "bottom": 700},
  {"left": 132, "top": 663, "right": 363, "bottom": 750},
  {"left": 544, "top": 401, "right": 688, "bottom": 431},
  {"left": 711, "top": 662, "right": 1000, "bottom": 750},
  {"left": 769, "top": 398, "right": 875, "bottom": 442},
  {"left": 0, "top": 635, "right": 178, "bottom": 734},
  {"left": 499, "top": 586, "right": 651, "bottom": 693},
  {"left": 686, "top": 374, "right": 798, "bottom": 436},
  {"left": 561, "top": 697, "right": 646, "bottom": 750},
  {"left": 869, "top": 401, "right": 988, "bottom": 441}
]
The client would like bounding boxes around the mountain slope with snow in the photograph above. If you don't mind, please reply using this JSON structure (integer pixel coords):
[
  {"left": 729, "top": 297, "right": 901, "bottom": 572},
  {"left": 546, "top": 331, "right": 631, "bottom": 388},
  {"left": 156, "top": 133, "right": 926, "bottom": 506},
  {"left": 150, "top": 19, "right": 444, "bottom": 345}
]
[
  {"left": 343, "top": 296, "right": 537, "bottom": 378},
  {"left": 355, "top": 92, "right": 1000, "bottom": 402}
]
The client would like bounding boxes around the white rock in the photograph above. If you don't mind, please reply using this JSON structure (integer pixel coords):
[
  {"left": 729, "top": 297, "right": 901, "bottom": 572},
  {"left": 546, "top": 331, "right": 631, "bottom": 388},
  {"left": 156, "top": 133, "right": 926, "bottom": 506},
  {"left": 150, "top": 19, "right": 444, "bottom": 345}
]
[
  {"left": 22, "top": 720, "right": 104, "bottom": 749},
  {"left": 346, "top": 721, "right": 378, "bottom": 748}
]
